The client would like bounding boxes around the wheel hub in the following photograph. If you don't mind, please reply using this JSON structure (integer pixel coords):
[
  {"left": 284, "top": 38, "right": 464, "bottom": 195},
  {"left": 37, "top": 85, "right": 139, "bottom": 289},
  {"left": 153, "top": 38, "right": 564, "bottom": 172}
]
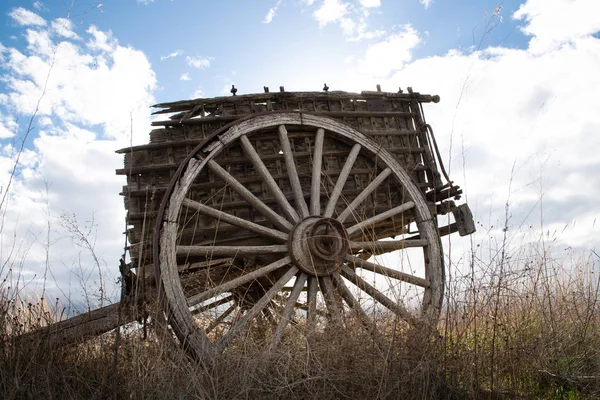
[{"left": 288, "top": 216, "right": 349, "bottom": 276}]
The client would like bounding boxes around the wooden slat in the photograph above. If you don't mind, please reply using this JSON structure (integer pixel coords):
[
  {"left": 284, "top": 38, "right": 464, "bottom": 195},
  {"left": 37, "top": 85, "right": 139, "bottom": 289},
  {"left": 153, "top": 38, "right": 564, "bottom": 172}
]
[
  {"left": 345, "top": 254, "right": 430, "bottom": 288},
  {"left": 152, "top": 91, "right": 438, "bottom": 110}
]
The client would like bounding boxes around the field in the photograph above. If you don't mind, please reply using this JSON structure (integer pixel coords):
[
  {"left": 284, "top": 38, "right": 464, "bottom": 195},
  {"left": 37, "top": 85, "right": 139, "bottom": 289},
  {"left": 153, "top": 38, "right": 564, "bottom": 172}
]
[{"left": 2, "top": 234, "right": 599, "bottom": 399}]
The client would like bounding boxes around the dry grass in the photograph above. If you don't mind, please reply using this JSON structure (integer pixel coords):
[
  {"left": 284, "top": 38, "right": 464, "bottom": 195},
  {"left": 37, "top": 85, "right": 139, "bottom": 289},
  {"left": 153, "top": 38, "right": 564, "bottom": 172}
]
[{"left": 1, "top": 241, "right": 599, "bottom": 399}]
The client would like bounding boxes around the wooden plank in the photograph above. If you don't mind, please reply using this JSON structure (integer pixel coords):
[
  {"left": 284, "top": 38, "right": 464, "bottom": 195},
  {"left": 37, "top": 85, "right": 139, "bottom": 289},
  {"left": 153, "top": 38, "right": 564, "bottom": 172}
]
[
  {"left": 115, "top": 129, "right": 420, "bottom": 155},
  {"left": 186, "top": 256, "right": 292, "bottom": 307},
  {"left": 310, "top": 128, "right": 325, "bottom": 215},
  {"left": 269, "top": 272, "right": 307, "bottom": 351},
  {"left": 207, "top": 160, "right": 293, "bottom": 232},
  {"left": 182, "top": 198, "right": 287, "bottom": 242},
  {"left": 176, "top": 244, "right": 287, "bottom": 257},
  {"left": 239, "top": 135, "right": 300, "bottom": 223},
  {"left": 337, "top": 167, "right": 392, "bottom": 223},
  {"left": 278, "top": 125, "right": 310, "bottom": 218},
  {"left": 345, "top": 254, "right": 430, "bottom": 288},
  {"left": 216, "top": 266, "right": 298, "bottom": 351},
  {"left": 151, "top": 111, "right": 415, "bottom": 127},
  {"left": 152, "top": 91, "right": 439, "bottom": 110},
  {"left": 16, "top": 300, "right": 142, "bottom": 349},
  {"left": 340, "top": 264, "right": 418, "bottom": 326},
  {"left": 346, "top": 201, "right": 415, "bottom": 237},
  {"left": 323, "top": 144, "right": 361, "bottom": 218},
  {"left": 349, "top": 238, "right": 429, "bottom": 253}
]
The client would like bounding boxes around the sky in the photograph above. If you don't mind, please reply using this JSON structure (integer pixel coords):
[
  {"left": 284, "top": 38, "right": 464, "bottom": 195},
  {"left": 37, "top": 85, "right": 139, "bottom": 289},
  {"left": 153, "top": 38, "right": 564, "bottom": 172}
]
[{"left": 0, "top": 0, "right": 599, "bottom": 308}]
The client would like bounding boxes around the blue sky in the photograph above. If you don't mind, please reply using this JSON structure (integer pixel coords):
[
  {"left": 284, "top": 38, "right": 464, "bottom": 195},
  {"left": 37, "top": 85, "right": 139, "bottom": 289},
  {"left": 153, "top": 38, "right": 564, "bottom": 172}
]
[
  {"left": 0, "top": 0, "right": 599, "bottom": 307},
  {"left": 2, "top": 0, "right": 530, "bottom": 102}
]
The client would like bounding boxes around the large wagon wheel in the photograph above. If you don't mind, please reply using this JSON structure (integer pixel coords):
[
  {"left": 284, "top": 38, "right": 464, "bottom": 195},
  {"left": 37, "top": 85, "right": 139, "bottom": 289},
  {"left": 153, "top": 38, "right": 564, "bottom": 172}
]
[{"left": 154, "top": 112, "right": 443, "bottom": 360}]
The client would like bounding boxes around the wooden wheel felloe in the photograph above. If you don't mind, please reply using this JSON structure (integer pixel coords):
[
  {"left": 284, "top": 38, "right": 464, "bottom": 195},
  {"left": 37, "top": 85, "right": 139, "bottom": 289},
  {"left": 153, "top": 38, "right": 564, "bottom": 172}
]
[{"left": 155, "top": 112, "right": 443, "bottom": 360}]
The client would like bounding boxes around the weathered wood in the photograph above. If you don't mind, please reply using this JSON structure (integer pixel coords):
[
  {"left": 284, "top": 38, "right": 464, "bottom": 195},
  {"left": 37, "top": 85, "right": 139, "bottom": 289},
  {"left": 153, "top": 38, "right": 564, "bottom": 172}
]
[
  {"left": 216, "top": 266, "right": 298, "bottom": 351},
  {"left": 322, "top": 143, "right": 361, "bottom": 218},
  {"left": 207, "top": 159, "right": 293, "bottom": 232},
  {"left": 269, "top": 272, "right": 307, "bottom": 351},
  {"left": 307, "top": 276, "right": 318, "bottom": 329},
  {"left": 182, "top": 198, "right": 288, "bottom": 242},
  {"left": 205, "top": 303, "right": 236, "bottom": 334},
  {"left": 116, "top": 147, "right": 426, "bottom": 176},
  {"left": 17, "top": 299, "right": 143, "bottom": 349},
  {"left": 278, "top": 125, "right": 310, "bottom": 218},
  {"left": 349, "top": 238, "right": 429, "bottom": 253},
  {"left": 332, "top": 273, "right": 385, "bottom": 349},
  {"left": 346, "top": 201, "right": 415, "bottom": 237},
  {"left": 186, "top": 256, "right": 292, "bottom": 307},
  {"left": 310, "top": 128, "right": 325, "bottom": 215},
  {"left": 151, "top": 111, "right": 415, "bottom": 127},
  {"left": 115, "top": 129, "right": 421, "bottom": 155},
  {"left": 319, "top": 276, "right": 343, "bottom": 326},
  {"left": 340, "top": 264, "right": 417, "bottom": 325},
  {"left": 155, "top": 111, "right": 446, "bottom": 359},
  {"left": 337, "top": 167, "right": 392, "bottom": 223},
  {"left": 25, "top": 88, "right": 473, "bottom": 357},
  {"left": 176, "top": 244, "right": 288, "bottom": 257},
  {"left": 345, "top": 254, "right": 430, "bottom": 288},
  {"left": 240, "top": 134, "right": 299, "bottom": 223},
  {"left": 152, "top": 91, "right": 439, "bottom": 111}
]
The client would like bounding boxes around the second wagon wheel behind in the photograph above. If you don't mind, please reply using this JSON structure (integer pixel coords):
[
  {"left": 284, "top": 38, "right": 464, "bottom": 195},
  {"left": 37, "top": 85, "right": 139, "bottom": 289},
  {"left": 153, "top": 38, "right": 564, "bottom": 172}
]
[{"left": 155, "top": 112, "right": 443, "bottom": 360}]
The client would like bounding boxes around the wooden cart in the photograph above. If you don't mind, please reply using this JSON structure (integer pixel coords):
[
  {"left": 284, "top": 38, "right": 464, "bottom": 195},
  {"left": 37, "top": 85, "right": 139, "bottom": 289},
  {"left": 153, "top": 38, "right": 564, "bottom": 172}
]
[{"left": 25, "top": 87, "right": 475, "bottom": 359}]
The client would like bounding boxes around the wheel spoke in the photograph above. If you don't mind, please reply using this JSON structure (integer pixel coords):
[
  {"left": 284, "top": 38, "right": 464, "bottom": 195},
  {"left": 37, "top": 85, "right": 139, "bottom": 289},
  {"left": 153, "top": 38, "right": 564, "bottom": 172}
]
[
  {"left": 323, "top": 143, "right": 362, "bottom": 218},
  {"left": 240, "top": 135, "right": 300, "bottom": 223},
  {"left": 319, "top": 276, "right": 343, "bottom": 326},
  {"left": 177, "top": 244, "right": 287, "bottom": 257},
  {"left": 205, "top": 303, "right": 236, "bottom": 334},
  {"left": 182, "top": 198, "right": 288, "bottom": 242},
  {"left": 349, "top": 238, "right": 429, "bottom": 255},
  {"left": 307, "top": 276, "right": 318, "bottom": 329},
  {"left": 340, "top": 264, "right": 418, "bottom": 325},
  {"left": 310, "top": 128, "right": 325, "bottom": 215},
  {"left": 346, "top": 201, "right": 415, "bottom": 237},
  {"left": 207, "top": 160, "right": 292, "bottom": 232},
  {"left": 192, "top": 295, "right": 234, "bottom": 314},
  {"left": 337, "top": 168, "right": 392, "bottom": 223},
  {"left": 216, "top": 266, "right": 299, "bottom": 351},
  {"left": 187, "top": 256, "right": 291, "bottom": 307},
  {"left": 278, "top": 125, "right": 310, "bottom": 218},
  {"left": 269, "top": 273, "right": 308, "bottom": 351},
  {"left": 332, "top": 273, "right": 385, "bottom": 349},
  {"left": 345, "top": 254, "right": 430, "bottom": 288}
]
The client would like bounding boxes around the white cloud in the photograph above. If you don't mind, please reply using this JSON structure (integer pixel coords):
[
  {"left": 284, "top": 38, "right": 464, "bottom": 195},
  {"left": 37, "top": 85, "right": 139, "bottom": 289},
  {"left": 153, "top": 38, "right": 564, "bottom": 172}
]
[
  {"left": 356, "top": 26, "right": 421, "bottom": 77},
  {"left": 264, "top": 0, "right": 282, "bottom": 23},
  {"left": 313, "top": 0, "right": 349, "bottom": 26},
  {"left": 86, "top": 25, "right": 116, "bottom": 52},
  {"left": 180, "top": 72, "right": 191, "bottom": 81},
  {"left": 160, "top": 49, "right": 184, "bottom": 60},
  {"left": 309, "top": 0, "right": 384, "bottom": 40},
  {"left": 359, "top": 0, "right": 380, "bottom": 8},
  {"left": 51, "top": 18, "right": 78, "bottom": 39},
  {"left": 420, "top": 0, "right": 433, "bottom": 9},
  {"left": 192, "top": 88, "right": 205, "bottom": 98},
  {"left": 137, "top": 0, "right": 154, "bottom": 4},
  {"left": 0, "top": 13, "right": 157, "bottom": 302},
  {"left": 186, "top": 55, "right": 211, "bottom": 70},
  {"left": 513, "top": 0, "right": 600, "bottom": 53},
  {"left": 0, "top": 113, "right": 18, "bottom": 139},
  {"left": 33, "top": 1, "right": 45, "bottom": 11},
  {"left": 340, "top": 0, "right": 600, "bottom": 252},
  {"left": 9, "top": 7, "right": 46, "bottom": 26}
]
